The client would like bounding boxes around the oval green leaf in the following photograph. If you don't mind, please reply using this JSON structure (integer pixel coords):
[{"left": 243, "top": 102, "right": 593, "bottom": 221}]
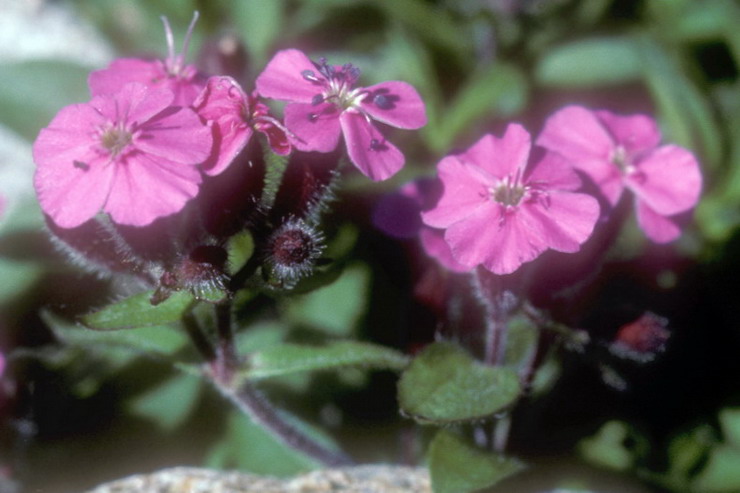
[{"left": 398, "top": 342, "right": 521, "bottom": 424}]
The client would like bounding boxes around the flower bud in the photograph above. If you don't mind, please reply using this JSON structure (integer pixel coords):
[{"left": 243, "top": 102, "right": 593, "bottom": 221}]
[{"left": 265, "top": 218, "right": 325, "bottom": 288}]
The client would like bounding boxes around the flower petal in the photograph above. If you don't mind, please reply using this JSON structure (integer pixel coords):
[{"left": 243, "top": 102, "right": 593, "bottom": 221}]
[
  {"left": 360, "top": 81, "right": 427, "bottom": 129},
  {"left": 522, "top": 191, "right": 600, "bottom": 253},
  {"left": 464, "top": 125, "right": 531, "bottom": 179},
  {"left": 421, "top": 155, "right": 491, "bottom": 229},
  {"left": 339, "top": 111, "right": 404, "bottom": 181},
  {"left": 135, "top": 106, "right": 213, "bottom": 165},
  {"left": 194, "top": 76, "right": 253, "bottom": 175},
  {"left": 255, "top": 49, "right": 323, "bottom": 104},
  {"left": 284, "top": 102, "right": 342, "bottom": 152},
  {"left": 635, "top": 200, "right": 681, "bottom": 243},
  {"left": 117, "top": 83, "right": 175, "bottom": 127},
  {"left": 626, "top": 144, "right": 702, "bottom": 216},
  {"left": 537, "top": 105, "right": 615, "bottom": 162},
  {"left": 596, "top": 110, "right": 661, "bottom": 156},
  {"left": 88, "top": 58, "right": 163, "bottom": 97},
  {"left": 104, "top": 153, "right": 202, "bottom": 226},
  {"left": 419, "top": 227, "right": 472, "bottom": 273}
]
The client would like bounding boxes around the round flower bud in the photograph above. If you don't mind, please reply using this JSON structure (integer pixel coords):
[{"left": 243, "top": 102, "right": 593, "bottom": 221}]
[{"left": 265, "top": 218, "right": 325, "bottom": 288}]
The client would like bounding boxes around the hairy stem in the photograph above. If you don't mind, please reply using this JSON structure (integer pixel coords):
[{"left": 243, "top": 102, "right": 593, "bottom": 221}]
[{"left": 212, "top": 376, "right": 354, "bottom": 467}]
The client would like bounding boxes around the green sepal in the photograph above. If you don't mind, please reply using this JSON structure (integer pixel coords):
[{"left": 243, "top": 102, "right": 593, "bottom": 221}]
[{"left": 81, "top": 290, "right": 194, "bottom": 330}]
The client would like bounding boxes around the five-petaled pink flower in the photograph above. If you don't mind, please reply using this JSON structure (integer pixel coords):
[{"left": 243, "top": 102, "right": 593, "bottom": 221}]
[
  {"left": 33, "top": 82, "right": 213, "bottom": 228},
  {"left": 88, "top": 13, "right": 205, "bottom": 106},
  {"left": 536, "top": 105, "right": 702, "bottom": 243},
  {"left": 422, "top": 124, "right": 600, "bottom": 275},
  {"left": 255, "top": 49, "right": 427, "bottom": 181},
  {"left": 193, "top": 76, "right": 291, "bottom": 176}
]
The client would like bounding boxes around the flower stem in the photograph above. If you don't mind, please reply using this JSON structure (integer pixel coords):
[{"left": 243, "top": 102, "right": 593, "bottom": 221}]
[{"left": 212, "top": 377, "right": 354, "bottom": 467}]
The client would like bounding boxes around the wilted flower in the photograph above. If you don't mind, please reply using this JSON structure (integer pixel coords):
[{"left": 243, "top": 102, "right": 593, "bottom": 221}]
[
  {"left": 255, "top": 49, "right": 427, "bottom": 181},
  {"left": 537, "top": 105, "right": 702, "bottom": 243},
  {"left": 194, "top": 76, "right": 291, "bottom": 176},
  {"left": 422, "top": 124, "right": 600, "bottom": 275}
]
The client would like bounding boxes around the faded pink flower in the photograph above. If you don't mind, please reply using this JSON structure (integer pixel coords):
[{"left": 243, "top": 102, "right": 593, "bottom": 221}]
[
  {"left": 255, "top": 49, "right": 427, "bottom": 181},
  {"left": 536, "top": 105, "right": 702, "bottom": 243},
  {"left": 33, "top": 82, "right": 213, "bottom": 228},
  {"left": 422, "top": 124, "right": 600, "bottom": 275},
  {"left": 193, "top": 76, "right": 291, "bottom": 176},
  {"left": 373, "top": 179, "right": 470, "bottom": 273},
  {"left": 89, "top": 13, "right": 206, "bottom": 106}
]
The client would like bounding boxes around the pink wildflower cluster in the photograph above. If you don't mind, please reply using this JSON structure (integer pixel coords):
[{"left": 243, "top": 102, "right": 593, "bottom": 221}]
[
  {"left": 33, "top": 15, "right": 427, "bottom": 229},
  {"left": 407, "top": 107, "right": 702, "bottom": 276}
]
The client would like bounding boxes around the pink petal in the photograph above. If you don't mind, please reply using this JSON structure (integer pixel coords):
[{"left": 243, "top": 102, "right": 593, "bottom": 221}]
[
  {"left": 194, "top": 76, "right": 252, "bottom": 175},
  {"left": 537, "top": 106, "right": 615, "bottom": 162},
  {"left": 463, "top": 125, "right": 532, "bottom": 179},
  {"left": 135, "top": 106, "right": 213, "bottom": 165},
  {"left": 421, "top": 155, "right": 491, "bottom": 228},
  {"left": 255, "top": 49, "right": 323, "bottom": 104},
  {"left": 91, "top": 83, "right": 174, "bottom": 127},
  {"left": 360, "top": 81, "right": 427, "bottom": 129},
  {"left": 521, "top": 191, "right": 600, "bottom": 253},
  {"left": 635, "top": 200, "right": 681, "bottom": 243},
  {"left": 339, "top": 111, "right": 404, "bottom": 181},
  {"left": 526, "top": 152, "right": 583, "bottom": 192},
  {"left": 32, "top": 104, "right": 105, "bottom": 164},
  {"left": 104, "top": 153, "right": 202, "bottom": 226},
  {"left": 626, "top": 144, "right": 702, "bottom": 216},
  {"left": 596, "top": 110, "right": 661, "bottom": 156},
  {"left": 284, "top": 102, "right": 342, "bottom": 152},
  {"left": 419, "top": 227, "right": 472, "bottom": 273},
  {"left": 445, "top": 204, "right": 547, "bottom": 274},
  {"left": 34, "top": 148, "right": 113, "bottom": 228},
  {"left": 88, "top": 58, "right": 164, "bottom": 97}
]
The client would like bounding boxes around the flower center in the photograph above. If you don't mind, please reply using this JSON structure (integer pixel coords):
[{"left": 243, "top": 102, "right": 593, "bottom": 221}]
[
  {"left": 490, "top": 172, "right": 527, "bottom": 207},
  {"left": 611, "top": 145, "right": 632, "bottom": 173},
  {"left": 302, "top": 58, "right": 365, "bottom": 111},
  {"left": 101, "top": 126, "right": 132, "bottom": 157}
]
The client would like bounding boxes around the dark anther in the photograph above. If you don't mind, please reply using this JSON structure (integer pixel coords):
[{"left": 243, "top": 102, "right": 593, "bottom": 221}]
[
  {"left": 311, "top": 94, "right": 324, "bottom": 106},
  {"left": 308, "top": 113, "right": 318, "bottom": 122},
  {"left": 370, "top": 139, "right": 386, "bottom": 151},
  {"left": 73, "top": 160, "right": 90, "bottom": 171},
  {"left": 370, "top": 89, "right": 398, "bottom": 110},
  {"left": 301, "top": 70, "right": 321, "bottom": 83}
]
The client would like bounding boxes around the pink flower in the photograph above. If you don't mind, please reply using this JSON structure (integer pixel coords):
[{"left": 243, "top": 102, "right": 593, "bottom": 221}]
[
  {"left": 33, "top": 82, "right": 213, "bottom": 228},
  {"left": 193, "top": 76, "right": 291, "bottom": 176},
  {"left": 255, "top": 49, "right": 427, "bottom": 181},
  {"left": 536, "top": 105, "right": 702, "bottom": 243},
  {"left": 88, "top": 13, "right": 205, "bottom": 106},
  {"left": 422, "top": 124, "right": 600, "bottom": 275}
]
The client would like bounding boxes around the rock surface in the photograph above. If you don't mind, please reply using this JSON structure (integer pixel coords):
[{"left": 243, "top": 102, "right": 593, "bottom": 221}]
[{"left": 85, "top": 465, "right": 431, "bottom": 493}]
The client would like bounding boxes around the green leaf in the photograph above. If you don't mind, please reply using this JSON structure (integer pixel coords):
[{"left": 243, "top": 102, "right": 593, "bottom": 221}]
[
  {"left": 241, "top": 341, "right": 409, "bottom": 380},
  {"left": 398, "top": 342, "right": 521, "bottom": 424},
  {"left": 429, "top": 429, "right": 525, "bottom": 493},
  {"left": 286, "top": 262, "right": 370, "bottom": 336},
  {"left": 693, "top": 445, "right": 740, "bottom": 492},
  {"left": 261, "top": 144, "right": 289, "bottom": 210},
  {"left": 720, "top": 408, "right": 740, "bottom": 449},
  {"left": 128, "top": 373, "right": 201, "bottom": 432},
  {"left": 578, "top": 421, "right": 648, "bottom": 472},
  {"left": 44, "top": 310, "right": 189, "bottom": 357},
  {"left": 429, "top": 63, "right": 527, "bottom": 153},
  {"left": 0, "top": 61, "right": 89, "bottom": 140},
  {"left": 230, "top": 0, "right": 285, "bottom": 67},
  {"left": 205, "top": 410, "right": 319, "bottom": 476},
  {"left": 638, "top": 37, "right": 722, "bottom": 170},
  {"left": 535, "top": 37, "right": 642, "bottom": 87},
  {"left": 81, "top": 290, "right": 194, "bottom": 330},
  {"left": 0, "top": 257, "right": 44, "bottom": 305},
  {"left": 226, "top": 230, "right": 255, "bottom": 276}
]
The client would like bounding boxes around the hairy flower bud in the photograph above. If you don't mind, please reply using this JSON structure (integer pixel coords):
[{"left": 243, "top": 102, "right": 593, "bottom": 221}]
[{"left": 265, "top": 218, "right": 325, "bottom": 288}]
